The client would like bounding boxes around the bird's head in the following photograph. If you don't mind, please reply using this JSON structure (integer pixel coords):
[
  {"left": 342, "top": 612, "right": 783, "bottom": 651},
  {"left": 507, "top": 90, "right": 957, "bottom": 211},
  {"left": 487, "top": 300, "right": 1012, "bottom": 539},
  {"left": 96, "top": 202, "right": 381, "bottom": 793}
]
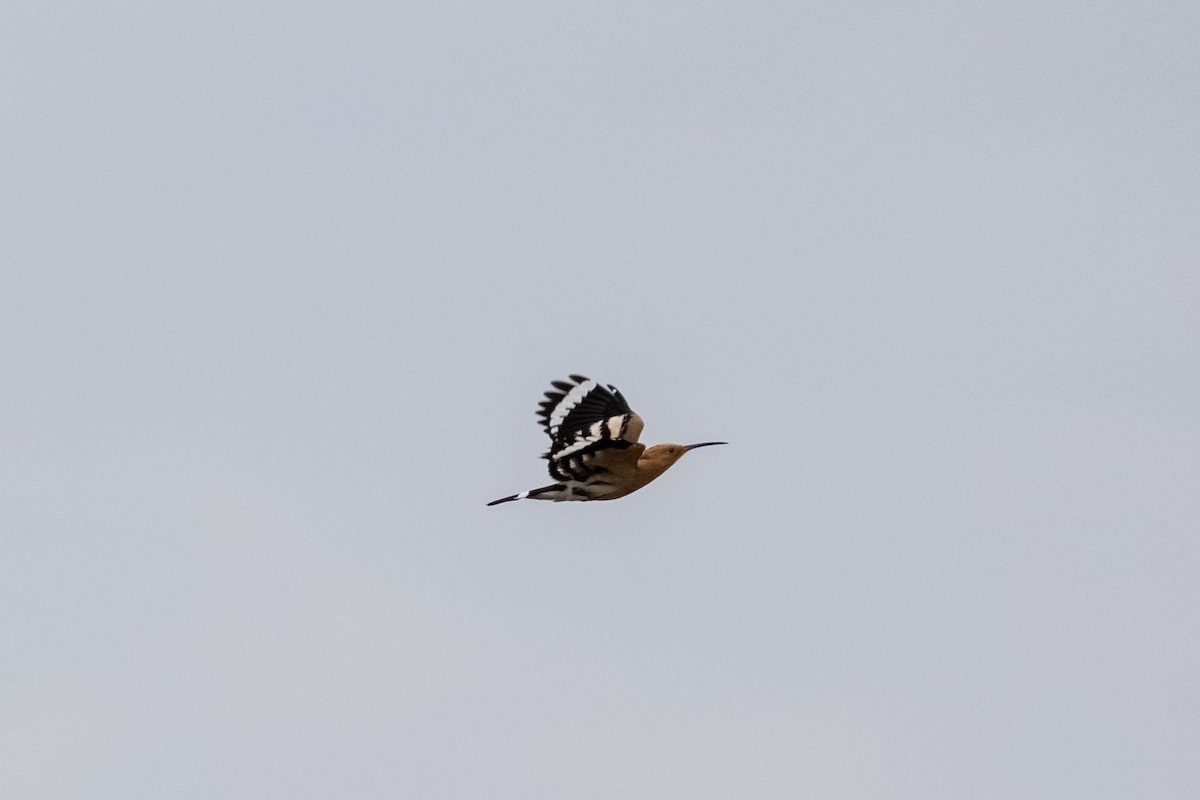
[{"left": 642, "top": 441, "right": 727, "bottom": 471}]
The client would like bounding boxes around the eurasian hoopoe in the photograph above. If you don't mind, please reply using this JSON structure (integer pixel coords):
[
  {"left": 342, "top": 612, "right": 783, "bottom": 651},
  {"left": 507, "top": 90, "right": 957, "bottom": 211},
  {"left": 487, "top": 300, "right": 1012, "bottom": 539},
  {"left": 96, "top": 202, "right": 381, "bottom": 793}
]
[{"left": 487, "top": 374, "right": 726, "bottom": 506}]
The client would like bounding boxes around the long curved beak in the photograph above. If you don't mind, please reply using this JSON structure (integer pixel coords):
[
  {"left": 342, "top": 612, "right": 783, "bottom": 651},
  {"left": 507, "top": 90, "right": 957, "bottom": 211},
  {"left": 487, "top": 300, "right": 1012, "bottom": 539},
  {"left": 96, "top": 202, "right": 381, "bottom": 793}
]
[{"left": 683, "top": 441, "right": 727, "bottom": 452}]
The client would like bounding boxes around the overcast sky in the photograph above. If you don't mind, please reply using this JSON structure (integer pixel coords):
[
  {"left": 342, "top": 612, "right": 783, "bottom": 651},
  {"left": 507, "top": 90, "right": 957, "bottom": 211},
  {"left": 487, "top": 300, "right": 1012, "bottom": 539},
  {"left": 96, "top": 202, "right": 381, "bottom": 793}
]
[{"left": 3, "top": 2, "right": 1199, "bottom": 798}]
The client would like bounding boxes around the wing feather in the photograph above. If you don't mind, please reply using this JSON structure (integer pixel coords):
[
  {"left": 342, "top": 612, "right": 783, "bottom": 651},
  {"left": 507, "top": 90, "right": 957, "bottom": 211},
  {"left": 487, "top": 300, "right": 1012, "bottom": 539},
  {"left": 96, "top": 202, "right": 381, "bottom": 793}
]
[{"left": 535, "top": 375, "right": 644, "bottom": 487}]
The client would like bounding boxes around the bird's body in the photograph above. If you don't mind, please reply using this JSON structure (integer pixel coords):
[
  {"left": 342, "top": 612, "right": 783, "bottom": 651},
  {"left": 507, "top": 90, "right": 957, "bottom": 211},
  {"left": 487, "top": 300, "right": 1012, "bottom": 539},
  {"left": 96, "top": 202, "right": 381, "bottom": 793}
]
[{"left": 488, "top": 374, "right": 725, "bottom": 506}]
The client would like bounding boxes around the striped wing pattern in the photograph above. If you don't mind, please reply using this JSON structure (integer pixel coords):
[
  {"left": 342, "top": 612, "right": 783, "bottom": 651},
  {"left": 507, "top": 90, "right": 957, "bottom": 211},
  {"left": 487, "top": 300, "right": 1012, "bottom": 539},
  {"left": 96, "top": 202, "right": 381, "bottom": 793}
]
[{"left": 535, "top": 375, "right": 644, "bottom": 498}]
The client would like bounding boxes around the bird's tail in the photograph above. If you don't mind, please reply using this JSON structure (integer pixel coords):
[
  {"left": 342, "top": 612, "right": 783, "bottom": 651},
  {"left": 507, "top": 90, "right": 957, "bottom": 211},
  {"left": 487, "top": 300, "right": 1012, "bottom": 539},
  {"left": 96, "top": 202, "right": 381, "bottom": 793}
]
[{"left": 486, "top": 483, "right": 568, "bottom": 506}]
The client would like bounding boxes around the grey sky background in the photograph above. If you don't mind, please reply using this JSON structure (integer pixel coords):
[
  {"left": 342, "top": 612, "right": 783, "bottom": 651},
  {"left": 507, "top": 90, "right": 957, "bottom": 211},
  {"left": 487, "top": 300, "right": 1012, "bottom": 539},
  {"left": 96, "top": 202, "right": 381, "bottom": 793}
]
[{"left": 3, "top": 2, "right": 1198, "bottom": 798}]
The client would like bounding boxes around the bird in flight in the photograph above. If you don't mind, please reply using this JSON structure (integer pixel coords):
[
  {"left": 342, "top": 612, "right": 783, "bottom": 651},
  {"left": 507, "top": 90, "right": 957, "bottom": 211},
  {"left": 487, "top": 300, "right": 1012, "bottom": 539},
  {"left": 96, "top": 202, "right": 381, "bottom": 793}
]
[{"left": 488, "top": 374, "right": 725, "bottom": 506}]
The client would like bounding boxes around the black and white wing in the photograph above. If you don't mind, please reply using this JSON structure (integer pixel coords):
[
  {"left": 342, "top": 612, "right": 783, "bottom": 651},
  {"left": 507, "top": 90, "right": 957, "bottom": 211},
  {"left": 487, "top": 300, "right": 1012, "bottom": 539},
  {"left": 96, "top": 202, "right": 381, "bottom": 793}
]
[{"left": 536, "top": 374, "right": 645, "bottom": 490}]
